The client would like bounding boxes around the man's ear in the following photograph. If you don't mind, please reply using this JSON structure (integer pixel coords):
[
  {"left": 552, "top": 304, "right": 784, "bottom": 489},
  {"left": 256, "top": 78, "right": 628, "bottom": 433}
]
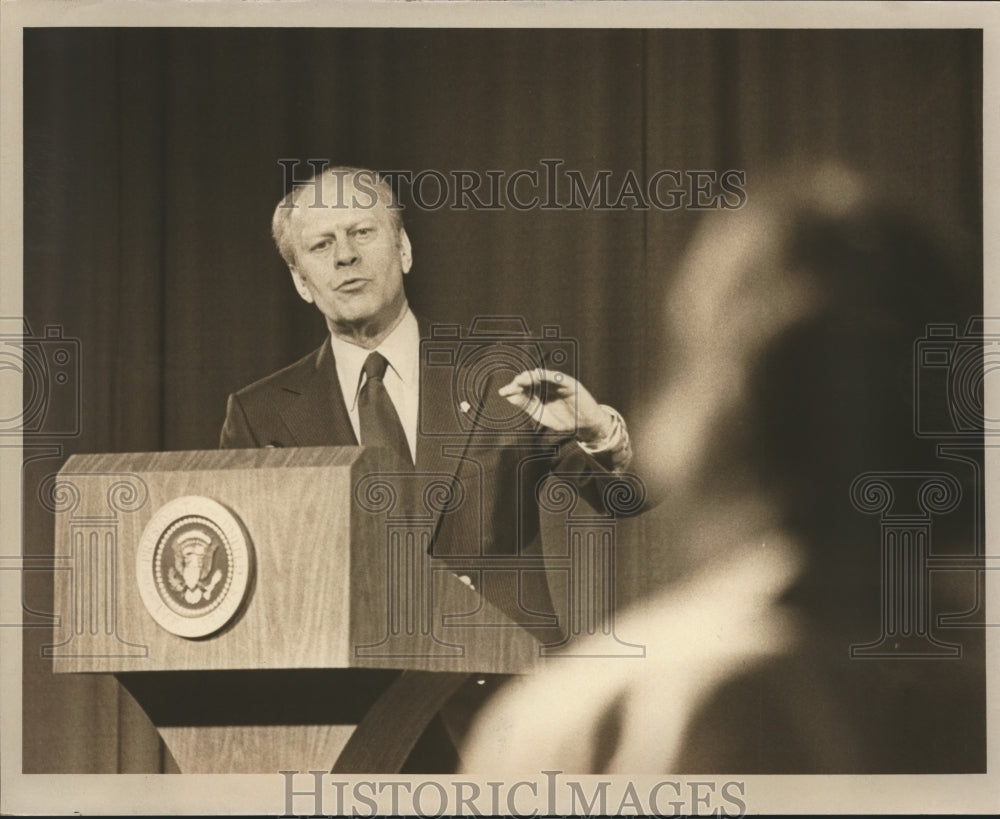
[
  {"left": 289, "top": 266, "right": 315, "bottom": 304},
  {"left": 398, "top": 229, "right": 413, "bottom": 274}
]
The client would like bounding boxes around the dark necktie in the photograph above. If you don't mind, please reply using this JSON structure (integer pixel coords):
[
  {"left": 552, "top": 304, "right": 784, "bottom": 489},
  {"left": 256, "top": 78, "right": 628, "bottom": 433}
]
[{"left": 358, "top": 352, "right": 412, "bottom": 469}]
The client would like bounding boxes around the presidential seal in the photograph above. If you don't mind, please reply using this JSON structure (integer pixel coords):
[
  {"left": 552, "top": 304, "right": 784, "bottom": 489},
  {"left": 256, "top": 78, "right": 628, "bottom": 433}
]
[{"left": 136, "top": 496, "right": 253, "bottom": 638}]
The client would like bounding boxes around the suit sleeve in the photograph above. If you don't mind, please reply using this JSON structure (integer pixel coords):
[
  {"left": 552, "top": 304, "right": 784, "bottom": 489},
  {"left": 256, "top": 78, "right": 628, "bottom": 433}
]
[
  {"left": 548, "top": 437, "right": 646, "bottom": 518},
  {"left": 219, "top": 393, "right": 260, "bottom": 449}
]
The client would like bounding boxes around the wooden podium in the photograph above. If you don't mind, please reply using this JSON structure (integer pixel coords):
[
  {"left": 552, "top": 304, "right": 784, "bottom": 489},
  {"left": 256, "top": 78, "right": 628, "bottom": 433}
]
[{"left": 47, "top": 447, "right": 542, "bottom": 773}]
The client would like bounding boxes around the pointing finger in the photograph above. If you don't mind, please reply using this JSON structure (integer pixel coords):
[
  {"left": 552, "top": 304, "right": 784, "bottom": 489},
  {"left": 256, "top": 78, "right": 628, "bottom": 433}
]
[{"left": 498, "top": 368, "right": 540, "bottom": 397}]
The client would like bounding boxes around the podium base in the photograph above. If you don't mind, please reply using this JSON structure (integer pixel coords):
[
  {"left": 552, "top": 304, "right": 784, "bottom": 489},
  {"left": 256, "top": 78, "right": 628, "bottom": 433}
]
[{"left": 117, "top": 668, "right": 452, "bottom": 773}]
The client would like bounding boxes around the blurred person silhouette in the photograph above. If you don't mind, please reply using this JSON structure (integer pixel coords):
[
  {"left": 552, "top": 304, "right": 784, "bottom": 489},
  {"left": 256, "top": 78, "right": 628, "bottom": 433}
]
[{"left": 459, "top": 161, "right": 984, "bottom": 774}]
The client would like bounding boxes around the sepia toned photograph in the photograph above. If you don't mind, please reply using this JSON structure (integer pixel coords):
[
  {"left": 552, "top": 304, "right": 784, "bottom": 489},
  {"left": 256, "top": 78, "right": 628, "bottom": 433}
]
[{"left": 1, "top": 1, "right": 996, "bottom": 815}]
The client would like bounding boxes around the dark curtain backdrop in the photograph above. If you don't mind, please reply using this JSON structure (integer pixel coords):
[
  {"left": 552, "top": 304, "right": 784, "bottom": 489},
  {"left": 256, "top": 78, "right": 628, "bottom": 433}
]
[{"left": 21, "top": 28, "right": 981, "bottom": 772}]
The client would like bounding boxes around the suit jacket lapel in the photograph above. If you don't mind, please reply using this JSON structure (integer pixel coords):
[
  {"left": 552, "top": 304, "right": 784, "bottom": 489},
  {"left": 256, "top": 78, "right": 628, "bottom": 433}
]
[
  {"left": 413, "top": 317, "right": 502, "bottom": 558},
  {"left": 279, "top": 340, "right": 359, "bottom": 447}
]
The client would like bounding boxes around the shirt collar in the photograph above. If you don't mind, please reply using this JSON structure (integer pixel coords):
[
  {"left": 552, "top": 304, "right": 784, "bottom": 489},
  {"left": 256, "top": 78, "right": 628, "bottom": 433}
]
[{"left": 329, "top": 308, "right": 420, "bottom": 412}]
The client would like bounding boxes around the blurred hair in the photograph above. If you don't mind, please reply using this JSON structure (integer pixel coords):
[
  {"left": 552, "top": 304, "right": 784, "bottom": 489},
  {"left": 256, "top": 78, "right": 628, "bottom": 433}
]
[
  {"left": 641, "top": 161, "right": 979, "bottom": 633},
  {"left": 651, "top": 162, "right": 974, "bottom": 515}
]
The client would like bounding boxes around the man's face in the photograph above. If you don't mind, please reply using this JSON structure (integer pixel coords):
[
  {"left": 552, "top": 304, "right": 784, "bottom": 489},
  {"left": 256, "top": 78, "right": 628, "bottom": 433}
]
[{"left": 286, "top": 181, "right": 412, "bottom": 338}]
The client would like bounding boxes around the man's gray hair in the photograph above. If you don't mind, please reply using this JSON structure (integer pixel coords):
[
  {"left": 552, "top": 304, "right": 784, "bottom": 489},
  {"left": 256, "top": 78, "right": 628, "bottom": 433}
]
[{"left": 271, "top": 166, "right": 404, "bottom": 267}]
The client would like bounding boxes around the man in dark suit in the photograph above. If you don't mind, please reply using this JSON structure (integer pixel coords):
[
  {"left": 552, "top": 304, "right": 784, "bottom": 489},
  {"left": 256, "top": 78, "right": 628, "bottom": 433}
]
[
  {"left": 221, "top": 165, "right": 633, "bottom": 564},
  {"left": 219, "top": 165, "right": 635, "bottom": 769}
]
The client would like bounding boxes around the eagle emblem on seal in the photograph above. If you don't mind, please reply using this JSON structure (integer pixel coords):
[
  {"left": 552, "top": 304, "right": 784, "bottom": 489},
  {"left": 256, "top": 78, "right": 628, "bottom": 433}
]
[
  {"left": 166, "top": 529, "right": 224, "bottom": 605},
  {"left": 137, "top": 496, "right": 252, "bottom": 638}
]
